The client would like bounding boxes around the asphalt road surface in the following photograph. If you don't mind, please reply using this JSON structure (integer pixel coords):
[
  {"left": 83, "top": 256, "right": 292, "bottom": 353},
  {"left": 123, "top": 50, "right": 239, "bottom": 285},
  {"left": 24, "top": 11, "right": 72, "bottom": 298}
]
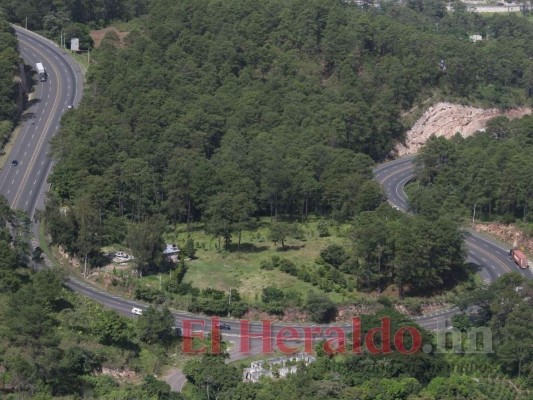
[{"left": 0, "top": 26, "right": 82, "bottom": 218}]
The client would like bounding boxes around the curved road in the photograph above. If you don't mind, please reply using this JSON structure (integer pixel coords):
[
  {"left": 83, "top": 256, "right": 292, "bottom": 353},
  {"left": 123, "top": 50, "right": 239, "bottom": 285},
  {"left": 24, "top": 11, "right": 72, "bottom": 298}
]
[
  {"left": 6, "top": 28, "right": 532, "bottom": 392},
  {"left": 0, "top": 26, "right": 82, "bottom": 217}
]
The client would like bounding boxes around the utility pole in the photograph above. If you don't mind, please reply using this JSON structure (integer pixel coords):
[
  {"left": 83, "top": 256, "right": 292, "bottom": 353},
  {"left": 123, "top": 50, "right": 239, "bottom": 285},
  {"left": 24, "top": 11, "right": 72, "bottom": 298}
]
[
  {"left": 25, "top": 17, "right": 27, "bottom": 30},
  {"left": 228, "top": 288, "right": 232, "bottom": 317},
  {"left": 472, "top": 203, "right": 477, "bottom": 224}
]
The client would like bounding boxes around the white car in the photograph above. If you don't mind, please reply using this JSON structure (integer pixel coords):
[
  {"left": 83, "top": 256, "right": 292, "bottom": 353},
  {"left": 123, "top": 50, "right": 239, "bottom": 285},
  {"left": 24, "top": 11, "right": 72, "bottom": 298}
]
[{"left": 131, "top": 307, "right": 143, "bottom": 315}]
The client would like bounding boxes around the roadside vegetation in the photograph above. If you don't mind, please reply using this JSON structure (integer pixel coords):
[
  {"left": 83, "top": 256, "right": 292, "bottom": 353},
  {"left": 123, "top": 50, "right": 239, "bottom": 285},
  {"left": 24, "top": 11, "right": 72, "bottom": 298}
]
[
  {"left": 0, "top": 16, "right": 21, "bottom": 153},
  {"left": 410, "top": 115, "right": 533, "bottom": 231}
]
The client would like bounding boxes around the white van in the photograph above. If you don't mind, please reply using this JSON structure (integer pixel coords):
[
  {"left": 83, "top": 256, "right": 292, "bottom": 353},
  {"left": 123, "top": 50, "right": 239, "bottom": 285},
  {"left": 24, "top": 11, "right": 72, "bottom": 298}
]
[{"left": 131, "top": 307, "right": 143, "bottom": 315}]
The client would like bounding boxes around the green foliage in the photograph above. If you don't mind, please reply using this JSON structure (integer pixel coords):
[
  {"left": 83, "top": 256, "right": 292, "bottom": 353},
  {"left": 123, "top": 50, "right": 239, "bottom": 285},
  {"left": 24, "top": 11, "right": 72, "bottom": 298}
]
[
  {"left": 126, "top": 215, "right": 165, "bottom": 274},
  {"left": 352, "top": 206, "right": 468, "bottom": 296},
  {"left": 183, "top": 354, "right": 240, "bottom": 398},
  {"left": 320, "top": 244, "right": 349, "bottom": 269},
  {"left": 182, "top": 237, "right": 196, "bottom": 259},
  {"left": 305, "top": 292, "right": 337, "bottom": 323},
  {"left": 413, "top": 119, "right": 533, "bottom": 222},
  {"left": 136, "top": 306, "right": 175, "bottom": 346},
  {"left": 316, "top": 219, "right": 330, "bottom": 237}
]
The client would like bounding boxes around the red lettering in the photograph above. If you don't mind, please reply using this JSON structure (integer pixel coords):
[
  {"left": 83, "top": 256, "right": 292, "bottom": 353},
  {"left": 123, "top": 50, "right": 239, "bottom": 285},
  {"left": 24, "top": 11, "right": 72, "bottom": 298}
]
[
  {"left": 276, "top": 326, "right": 300, "bottom": 354},
  {"left": 303, "top": 326, "right": 322, "bottom": 353},
  {"left": 240, "top": 320, "right": 273, "bottom": 355},
  {"left": 352, "top": 317, "right": 362, "bottom": 354},
  {"left": 182, "top": 319, "right": 205, "bottom": 354},
  {"left": 210, "top": 317, "right": 221, "bottom": 354},
  {"left": 365, "top": 317, "right": 392, "bottom": 354},
  {"left": 323, "top": 326, "right": 345, "bottom": 354},
  {"left": 394, "top": 326, "right": 422, "bottom": 355}
]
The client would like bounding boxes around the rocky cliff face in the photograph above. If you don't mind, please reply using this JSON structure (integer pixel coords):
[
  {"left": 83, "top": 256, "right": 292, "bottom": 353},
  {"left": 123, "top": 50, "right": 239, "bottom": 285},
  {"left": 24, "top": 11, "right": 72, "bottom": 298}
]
[{"left": 395, "top": 102, "right": 532, "bottom": 156}]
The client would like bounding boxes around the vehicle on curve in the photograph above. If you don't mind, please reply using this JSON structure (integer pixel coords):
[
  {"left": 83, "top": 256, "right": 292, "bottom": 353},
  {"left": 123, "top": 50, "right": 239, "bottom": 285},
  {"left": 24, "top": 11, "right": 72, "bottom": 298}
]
[
  {"left": 509, "top": 249, "right": 529, "bottom": 269},
  {"left": 215, "top": 322, "right": 231, "bottom": 330},
  {"left": 36, "top": 62, "right": 47, "bottom": 82}
]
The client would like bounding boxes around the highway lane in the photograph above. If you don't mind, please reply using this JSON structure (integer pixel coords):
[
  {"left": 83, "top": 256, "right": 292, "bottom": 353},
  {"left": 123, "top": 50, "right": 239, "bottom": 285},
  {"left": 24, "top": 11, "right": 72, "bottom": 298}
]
[
  {"left": 373, "top": 156, "right": 533, "bottom": 281},
  {"left": 0, "top": 26, "right": 82, "bottom": 217}
]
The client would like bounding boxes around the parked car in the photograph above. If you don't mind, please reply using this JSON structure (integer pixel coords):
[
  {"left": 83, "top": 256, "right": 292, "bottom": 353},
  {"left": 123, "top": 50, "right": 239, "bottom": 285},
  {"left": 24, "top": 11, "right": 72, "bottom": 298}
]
[
  {"left": 131, "top": 307, "right": 143, "bottom": 315},
  {"left": 11, "top": 160, "right": 18, "bottom": 167}
]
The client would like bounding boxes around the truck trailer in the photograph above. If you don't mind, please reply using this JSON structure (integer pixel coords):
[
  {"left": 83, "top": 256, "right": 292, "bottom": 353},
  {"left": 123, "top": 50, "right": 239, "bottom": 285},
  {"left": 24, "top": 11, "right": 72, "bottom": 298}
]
[
  {"left": 36, "top": 62, "right": 47, "bottom": 82},
  {"left": 510, "top": 249, "right": 529, "bottom": 269}
]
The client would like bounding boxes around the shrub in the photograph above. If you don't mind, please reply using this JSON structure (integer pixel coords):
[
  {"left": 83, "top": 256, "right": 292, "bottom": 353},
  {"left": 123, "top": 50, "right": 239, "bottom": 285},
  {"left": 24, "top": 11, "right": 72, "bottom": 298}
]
[
  {"left": 260, "top": 260, "right": 274, "bottom": 270},
  {"left": 317, "top": 219, "right": 330, "bottom": 237},
  {"left": 271, "top": 255, "right": 281, "bottom": 268},
  {"left": 182, "top": 237, "right": 196, "bottom": 259},
  {"left": 134, "top": 286, "right": 166, "bottom": 304},
  {"left": 320, "top": 244, "right": 349, "bottom": 268},
  {"left": 279, "top": 259, "right": 298, "bottom": 276},
  {"left": 305, "top": 292, "right": 337, "bottom": 323}
]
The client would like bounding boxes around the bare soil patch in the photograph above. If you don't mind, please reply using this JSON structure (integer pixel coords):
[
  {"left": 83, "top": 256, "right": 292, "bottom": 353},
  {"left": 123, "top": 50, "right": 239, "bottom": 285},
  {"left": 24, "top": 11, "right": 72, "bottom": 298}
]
[
  {"left": 473, "top": 222, "right": 533, "bottom": 255},
  {"left": 90, "top": 26, "right": 129, "bottom": 48},
  {"left": 396, "top": 102, "right": 532, "bottom": 156}
]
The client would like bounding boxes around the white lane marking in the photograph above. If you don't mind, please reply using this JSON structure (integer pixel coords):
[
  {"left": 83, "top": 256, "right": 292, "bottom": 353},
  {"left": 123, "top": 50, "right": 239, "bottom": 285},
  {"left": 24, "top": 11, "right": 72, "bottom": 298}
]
[
  {"left": 37, "top": 169, "right": 41, "bottom": 175},
  {"left": 15, "top": 170, "right": 19, "bottom": 175},
  {"left": 12, "top": 179, "right": 14, "bottom": 184},
  {"left": 24, "top": 151, "right": 27, "bottom": 156},
  {"left": 31, "top": 134, "right": 34, "bottom": 138},
  {"left": 6, "top": 190, "right": 9, "bottom": 195},
  {"left": 27, "top": 142, "right": 30, "bottom": 147},
  {"left": 39, "top": 117, "right": 42, "bottom": 122},
  {"left": 33, "top": 180, "right": 37, "bottom": 185},
  {"left": 41, "top": 160, "right": 45, "bottom": 165},
  {"left": 481, "top": 257, "right": 487, "bottom": 262}
]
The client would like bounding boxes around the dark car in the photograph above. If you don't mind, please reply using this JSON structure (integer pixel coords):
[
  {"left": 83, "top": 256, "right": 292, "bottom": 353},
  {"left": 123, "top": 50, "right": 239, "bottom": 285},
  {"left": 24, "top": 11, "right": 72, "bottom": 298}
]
[
  {"left": 216, "top": 323, "right": 231, "bottom": 330},
  {"left": 11, "top": 160, "right": 18, "bottom": 167}
]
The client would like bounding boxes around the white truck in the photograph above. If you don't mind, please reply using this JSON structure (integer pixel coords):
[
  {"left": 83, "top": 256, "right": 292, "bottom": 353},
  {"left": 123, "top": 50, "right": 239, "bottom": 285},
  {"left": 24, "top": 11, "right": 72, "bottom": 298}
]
[{"left": 36, "top": 62, "right": 47, "bottom": 82}]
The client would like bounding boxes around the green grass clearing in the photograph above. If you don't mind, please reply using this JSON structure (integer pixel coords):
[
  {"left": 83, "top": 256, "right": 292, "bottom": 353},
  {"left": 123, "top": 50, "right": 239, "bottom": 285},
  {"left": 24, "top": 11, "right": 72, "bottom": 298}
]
[{"left": 164, "top": 218, "right": 354, "bottom": 303}]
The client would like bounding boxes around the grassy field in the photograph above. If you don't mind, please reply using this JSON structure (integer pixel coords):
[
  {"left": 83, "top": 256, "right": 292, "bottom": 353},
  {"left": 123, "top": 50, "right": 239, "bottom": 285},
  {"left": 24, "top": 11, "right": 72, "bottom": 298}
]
[{"left": 167, "top": 218, "right": 353, "bottom": 302}]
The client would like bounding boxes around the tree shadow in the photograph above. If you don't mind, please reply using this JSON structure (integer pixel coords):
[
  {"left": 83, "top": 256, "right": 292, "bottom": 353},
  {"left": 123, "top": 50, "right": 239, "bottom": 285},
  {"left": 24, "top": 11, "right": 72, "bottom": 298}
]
[
  {"left": 227, "top": 243, "right": 269, "bottom": 253},
  {"left": 275, "top": 244, "right": 305, "bottom": 252}
]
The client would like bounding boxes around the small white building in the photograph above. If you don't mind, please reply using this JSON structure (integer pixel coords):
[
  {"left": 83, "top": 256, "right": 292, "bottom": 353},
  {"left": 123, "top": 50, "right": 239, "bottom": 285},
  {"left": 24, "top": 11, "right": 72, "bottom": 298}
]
[
  {"left": 243, "top": 353, "right": 316, "bottom": 383},
  {"left": 163, "top": 244, "right": 180, "bottom": 262},
  {"left": 469, "top": 34, "right": 483, "bottom": 42}
]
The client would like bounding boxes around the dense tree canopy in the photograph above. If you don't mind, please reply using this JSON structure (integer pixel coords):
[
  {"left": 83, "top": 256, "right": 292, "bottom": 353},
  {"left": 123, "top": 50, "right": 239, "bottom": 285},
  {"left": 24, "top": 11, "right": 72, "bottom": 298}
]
[
  {"left": 411, "top": 115, "right": 533, "bottom": 223},
  {"left": 0, "top": 16, "right": 20, "bottom": 148},
  {"left": 45, "top": 0, "right": 533, "bottom": 260}
]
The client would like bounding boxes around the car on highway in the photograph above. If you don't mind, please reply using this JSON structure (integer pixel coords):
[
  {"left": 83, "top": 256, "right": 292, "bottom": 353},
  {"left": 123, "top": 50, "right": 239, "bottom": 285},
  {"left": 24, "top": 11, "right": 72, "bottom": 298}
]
[
  {"left": 131, "top": 307, "right": 143, "bottom": 315},
  {"left": 11, "top": 160, "right": 18, "bottom": 167},
  {"left": 215, "top": 322, "right": 231, "bottom": 330}
]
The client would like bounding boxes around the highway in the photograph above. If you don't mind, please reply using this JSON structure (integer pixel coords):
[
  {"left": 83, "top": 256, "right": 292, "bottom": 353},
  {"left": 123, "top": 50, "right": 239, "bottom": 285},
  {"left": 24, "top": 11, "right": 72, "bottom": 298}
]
[
  {"left": 0, "top": 26, "right": 82, "bottom": 218},
  {"left": 6, "top": 27, "right": 533, "bottom": 392}
]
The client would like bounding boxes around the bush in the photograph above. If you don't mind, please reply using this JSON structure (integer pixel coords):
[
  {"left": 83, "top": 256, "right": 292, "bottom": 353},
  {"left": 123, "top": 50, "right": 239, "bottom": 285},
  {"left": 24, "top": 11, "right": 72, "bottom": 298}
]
[
  {"left": 229, "top": 301, "right": 249, "bottom": 318},
  {"left": 271, "top": 255, "right": 281, "bottom": 268},
  {"left": 317, "top": 219, "right": 330, "bottom": 237},
  {"left": 305, "top": 292, "right": 337, "bottom": 323},
  {"left": 403, "top": 298, "right": 422, "bottom": 315},
  {"left": 182, "top": 237, "right": 196, "bottom": 259},
  {"left": 134, "top": 286, "right": 166, "bottom": 304},
  {"left": 320, "top": 244, "right": 349, "bottom": 268},
  {"left": 262, "top": 286, "right": 285, "bottom": 303},
  {"left": 297, "top": 267, "right": 312, "bottom": 283},
  {"left": 259, "top": 260, "right": 274, "bottom": 270},
  {"left": 279, "top": 259, "right": 298, "bottom": 276}
]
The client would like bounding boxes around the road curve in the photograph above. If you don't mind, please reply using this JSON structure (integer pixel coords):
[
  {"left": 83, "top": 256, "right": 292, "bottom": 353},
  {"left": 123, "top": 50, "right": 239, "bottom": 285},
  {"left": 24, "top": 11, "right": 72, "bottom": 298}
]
[
  {"left": 373, "top": 156, "right": 533, "bottom": 284},
  {"left": 9, "top": 28, "right": 532, "bottom": 392}
]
